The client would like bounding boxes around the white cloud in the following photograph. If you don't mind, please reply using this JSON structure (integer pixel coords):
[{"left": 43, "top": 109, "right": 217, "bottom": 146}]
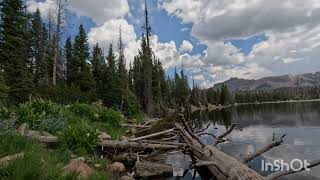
[
  {"left": 27, "top": 0, "right": 129, "bottom": 24},
  {"left": 68, "top": 0, "right": 129, "bottom": 24},
  {"left": 27, "top": 0, "right": 57, "bottom": 18},
  {"left": 179, "top": 40, "right": 193, "bottom": 53},
  {"left": 87, "top": 19, "right": 138, "bottom": 66},
  {"left": 160, "top": 0, "right": 320, "bottom": 87}
]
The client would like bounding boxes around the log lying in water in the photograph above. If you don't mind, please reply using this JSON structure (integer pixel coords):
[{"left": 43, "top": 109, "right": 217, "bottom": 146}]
[
  {"left": 135, "top": 161, "right": 172, "bottom": 177},
  {"left": 175, "top": 122, "right": 265, "bottom": 180}
]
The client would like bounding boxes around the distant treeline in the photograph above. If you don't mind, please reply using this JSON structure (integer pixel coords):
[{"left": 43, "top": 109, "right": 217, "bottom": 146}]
[{"left": 192, "top": 85, "right": 320, "bottom": 106}]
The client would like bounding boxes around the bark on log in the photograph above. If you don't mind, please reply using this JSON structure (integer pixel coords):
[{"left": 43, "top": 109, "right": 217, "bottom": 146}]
[
  {"left": 98, "top": 140, "right": 179, "bottom": 151},
  {"left": 175, "top": 123, "right": 265, "bottom": 180},
  {"left": 25, "top": 134, "right": 59, "bottom": 145},
  {"left": 123, "top": 124, "right": 152, "bottom": 129},
  {"left": 0, "top": 152, "right": 25, "bottom": 166},
  {"left": 128, "top": 128, "right": 175, "bottom": 141},
  {"left": 135, "top": 161, "right": 172, "bottom": 177}
]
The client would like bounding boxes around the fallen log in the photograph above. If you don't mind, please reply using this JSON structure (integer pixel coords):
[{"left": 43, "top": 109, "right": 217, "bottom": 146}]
[
  {"left": 175, "top": 122, "right": 265, "bottom": 180},
  {"left": 128, "top": 128, "right": 175, "bottom": 141},
  {"left": 0, "top": 152, "right": 25, "bottom": 166},
  {"left": 98, "top": 140, "right": 179, "bottom": 151},
  {"left": 123, "top": 124, "right": 152, "bottom": 129},
  {"left": 135, "top": 161, "right": 172, "bottom": 177}
]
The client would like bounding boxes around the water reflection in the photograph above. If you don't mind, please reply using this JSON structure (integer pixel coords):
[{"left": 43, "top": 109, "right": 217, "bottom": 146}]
[{"left": 191, "top": 102, "right": 320, "bottom": 180}]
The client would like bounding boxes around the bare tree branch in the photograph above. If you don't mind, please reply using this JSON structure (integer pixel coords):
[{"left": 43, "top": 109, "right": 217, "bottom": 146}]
[
  {"left": 242, "top": 134, "right": 286, "bottom": 163},
  {"left": 214, "top": 123, "right": 238, "bottom": 145}
]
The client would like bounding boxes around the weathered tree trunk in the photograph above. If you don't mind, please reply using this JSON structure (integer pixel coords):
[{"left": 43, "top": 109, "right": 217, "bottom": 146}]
[
  {"left": 175, "top": 123, "right": 265, "bottom": 180},
  {"left": 98, "top": 140, "right": 179, "bottom": 151}
]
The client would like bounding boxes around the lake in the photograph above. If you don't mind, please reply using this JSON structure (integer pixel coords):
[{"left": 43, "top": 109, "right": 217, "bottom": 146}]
[{"left": 189, "top": 101, "right": 320, "bottom": 180}]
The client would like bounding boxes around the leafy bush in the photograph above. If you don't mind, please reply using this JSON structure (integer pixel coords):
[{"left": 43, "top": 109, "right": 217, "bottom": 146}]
[
  {"left": 17, "top": 99, "right": 61, "bottom": 129},
  {"left": 69, "top": 102, "right": 99, "bottom": 121},
  {"left": 98, "top": 108, "right": 124, "bottom": 128},
  {"left": 59, "top": 120, "right": 97, "bottom": 154},
  {"left": 0, "top": 106, "right": 11, "bottom": 120},
  {"left": 39, "top": 116, "right": 68, "bottom": 135}
]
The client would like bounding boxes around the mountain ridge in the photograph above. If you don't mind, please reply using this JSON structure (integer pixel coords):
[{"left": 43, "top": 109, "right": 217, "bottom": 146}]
[{"left": 213, "top": 72, "right": 320, "bottom": 91}]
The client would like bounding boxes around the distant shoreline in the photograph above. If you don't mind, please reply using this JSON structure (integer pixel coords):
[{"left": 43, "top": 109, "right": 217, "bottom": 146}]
[
  {"left": 234, "top": 98, "right": 320, "bottom": 107},
  {"left": 192, "top": 99, "right": 320, "bottom": 112}
]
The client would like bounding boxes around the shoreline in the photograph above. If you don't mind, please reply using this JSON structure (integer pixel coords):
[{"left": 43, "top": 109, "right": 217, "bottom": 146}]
[{"left": 191, "top": 99, "right": 320, "bottom": 112}]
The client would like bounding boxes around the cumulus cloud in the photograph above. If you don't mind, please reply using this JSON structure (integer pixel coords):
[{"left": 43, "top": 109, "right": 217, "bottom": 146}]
[
  {"left": 87, "top": 19, "right": 138, "bottom": 66},
  {"left": 160, "top": 0, "right": 320, "bottom": 87},
  {"left": 27, "top": 0, "right": 57, "bottom": 18},
  {"left": 68, "top": 0, "right": 129, "bottom": 24},
  {"left": 27, "top": 0, "right": 129, "bottom": 24},
  {"left": 179, "top": 40, "right": 194, "bottom": 53}
]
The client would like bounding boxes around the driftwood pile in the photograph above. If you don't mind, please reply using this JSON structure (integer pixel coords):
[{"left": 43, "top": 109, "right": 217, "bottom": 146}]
[{"left": 13, "top": 114, "right": 320, "bottom": 180}]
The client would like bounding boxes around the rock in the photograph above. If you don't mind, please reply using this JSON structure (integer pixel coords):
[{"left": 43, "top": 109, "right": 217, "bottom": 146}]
[
  {"left": 16, "top": 123, "right": 29, "bottom": 135},
  {"left": 94, "top": 164, "right": 101, "bottom": 168},
  {"left": 121, "top": 175, "right": 134, "bottom": 180},
  {"left": 108, "top": 162, "right": 126, "bottom": 174},
  {"left": 98, "top": 132, "right": 111, "bottom": 141},
  {"left": 74, "top": 157, "right": 85, "bottom": 162},
  {"left": 63, "top": 158, "right": 92, "bottom": 178},
  {"left": 129, "top": 135, "right": 135, "bottom": 139}
]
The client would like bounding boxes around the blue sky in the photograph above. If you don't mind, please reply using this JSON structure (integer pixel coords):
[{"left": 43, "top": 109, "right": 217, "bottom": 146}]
[{"left": 26, "top": 0, "right": 320, "bottom": 88}]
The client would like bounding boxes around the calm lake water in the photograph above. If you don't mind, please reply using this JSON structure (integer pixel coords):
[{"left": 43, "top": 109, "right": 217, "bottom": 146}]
[{"left": 189, "top": 101, "right": 320, "bottom": 180}]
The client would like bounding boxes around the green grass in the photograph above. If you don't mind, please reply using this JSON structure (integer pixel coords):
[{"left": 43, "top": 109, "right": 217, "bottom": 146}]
[
  {"left": 0, "top": 134, "right": 110, "bottom": 180},
  {"left": 0, "top": 99, "right": 138, "bottom": 179}
]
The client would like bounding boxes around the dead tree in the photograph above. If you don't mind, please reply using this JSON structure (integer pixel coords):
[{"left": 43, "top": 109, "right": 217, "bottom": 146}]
[{"left": 175, "top": 114, "right": 320, "bottom": 180}]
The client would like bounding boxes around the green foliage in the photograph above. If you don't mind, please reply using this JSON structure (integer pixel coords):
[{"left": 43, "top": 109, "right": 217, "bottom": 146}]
[
  {"left": 0, "top": 135, "right": 72, "bottom": 180},
  {"left": 60, "top": 120, "right": 97, "bottom": 154},
  {"left": 98, "top": 108, "right": 124, "bottom": 128},
  {"left": 0, "top": 134, "right": 108, "bottom": 180},
  {"left": 0, "top": 106, "right": 11, "bottom": 120},
  {"left": 39, "top": 116, "right": 67, "bottom": 135},
  {"left": 1, "top": 0, "right": 34, "bottom": 105},
  {"left": 0, "top": 75, "right": 8, "bottom": 105},
  {"left": 17, "top": 99, "right": 61, "bottom": 129},
  {"left": 69, "top": 102, "right": 99, "bottom": 121}
]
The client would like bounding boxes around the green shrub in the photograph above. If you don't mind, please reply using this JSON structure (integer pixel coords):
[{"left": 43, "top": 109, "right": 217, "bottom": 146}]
[
  {"left": 59, "top": 120, "right": 97, "bottom": 154},
  {"left": 17, "top": 99, "right": 61, "bottom": 129},
  {"left": 69, "top": 102, "right": 99, "bottom": 121},
  {"left": 98, "top": 108, "right": 123, "bottom": 128},
  {"left": 0, "top": 106, "right": 11, "bottom": 120},
  {"left": 39, "top": 116, "right": 68, "bottom": 135}
]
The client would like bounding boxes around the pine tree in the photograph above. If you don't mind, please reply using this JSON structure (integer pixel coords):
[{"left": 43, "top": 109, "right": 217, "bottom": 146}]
[
  {"left": 0, "top": 73, "right": 8, "bottom": 104},
  {"left": 141, "top": 0, "right": 153, "bottom": 114},
  {"left": 0, "top": 0, "right": 34, "bottom": 104},
  {"left": 31, "top": 8, "right": 49, "bottom": 86},
  {"left": 117, "top": 28, "right": 127, "bottom": 85},
  {"left": 91, "top": 43, "right": 104, "bottom": 98},
  {"left": 101, "top": 44, "right": 120, "bottom": 107},
  {"left": 73, "top": 24, "right": 95, "bottom": 93},
  {"left": 65, "top": 36, "right": 75, "bottom": 86}
]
